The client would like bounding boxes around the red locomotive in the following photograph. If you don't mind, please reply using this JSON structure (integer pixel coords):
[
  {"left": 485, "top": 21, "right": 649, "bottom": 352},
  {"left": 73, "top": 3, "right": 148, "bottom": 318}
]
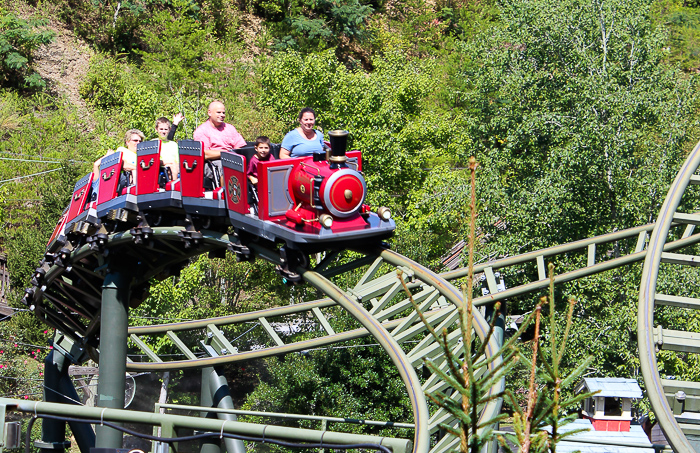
[{"left": 48, "top": 130, "right": 395, "bottom": 277}]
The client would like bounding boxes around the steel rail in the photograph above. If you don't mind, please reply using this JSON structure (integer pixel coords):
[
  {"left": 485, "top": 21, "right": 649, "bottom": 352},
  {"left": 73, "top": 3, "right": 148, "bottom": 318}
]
[
  {"left": 468, "top": 230, "right": 700, "bottom": 308},
  {"left": 637, "top": 139, "right": 700, "bottom": 453},
  {"left": 155, "top": 403, "right": 416, "bottom": 429},
  {"left": 378, "top": 249, "right": 505, "bottom": 427},
  {"left": 443, "top": 221, "right": 661, "bottom": 280},
  {"left": 124, "top": 319, "right": 404, "bottom": 371},
  {"left": 127, "top": 299, "right": 337, "bottom": 335},
  {"left": 0, "top": 399, "right": 413, "bottom": 453}
]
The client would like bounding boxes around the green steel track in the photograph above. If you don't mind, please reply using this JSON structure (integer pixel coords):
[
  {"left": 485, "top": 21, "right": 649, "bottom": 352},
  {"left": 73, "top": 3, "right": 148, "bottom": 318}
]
[
  {"left": 10, "top": 142, "right": 700, "bottom": 452},
  {"left": 638, "top": 139, "right": 700, "bottom": 453}
]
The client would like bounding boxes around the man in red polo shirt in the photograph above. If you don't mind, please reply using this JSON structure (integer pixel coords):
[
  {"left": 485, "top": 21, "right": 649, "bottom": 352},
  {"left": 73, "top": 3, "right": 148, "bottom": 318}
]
[{"left": 193, "top": 100, "right": 246, "bottom": 189}]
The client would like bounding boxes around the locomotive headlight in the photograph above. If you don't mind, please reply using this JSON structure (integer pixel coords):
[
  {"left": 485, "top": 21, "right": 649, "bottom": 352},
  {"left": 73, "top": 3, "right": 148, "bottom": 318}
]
[
  {"left": 377, "top": 207, "right": 392, "bottom": 221},
  {"left": 319, "top": 214, "right": 334, "bottom": 229},
  {"left": 322, "top": 169, "right": 366, "bottom": 218}
]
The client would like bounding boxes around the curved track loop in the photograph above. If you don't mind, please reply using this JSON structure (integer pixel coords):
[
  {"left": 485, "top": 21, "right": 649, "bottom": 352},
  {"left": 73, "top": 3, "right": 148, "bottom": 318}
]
[
  {"left": 638, "top": 139, "right": 700, "bottom": 453},
  {"left": 31, "top": 228, "right": 503, "bottom": 453}
]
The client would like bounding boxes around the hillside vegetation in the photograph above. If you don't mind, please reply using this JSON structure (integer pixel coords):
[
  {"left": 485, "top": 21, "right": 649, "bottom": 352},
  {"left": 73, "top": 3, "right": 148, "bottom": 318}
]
[{"left": 3, "top": 0, "right": 700, "bottom": 443}]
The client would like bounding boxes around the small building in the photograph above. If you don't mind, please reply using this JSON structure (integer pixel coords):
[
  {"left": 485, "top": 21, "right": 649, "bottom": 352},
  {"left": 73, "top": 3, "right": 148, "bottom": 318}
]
[
  {"left": 548, "top": 378, "right": 655, "bottom": 453},
  {"left": 554, "top": 419, "right": 654, "bottom": 453},
  {"left": 577, "top": 378, "right": 642, "bottom": 432}
]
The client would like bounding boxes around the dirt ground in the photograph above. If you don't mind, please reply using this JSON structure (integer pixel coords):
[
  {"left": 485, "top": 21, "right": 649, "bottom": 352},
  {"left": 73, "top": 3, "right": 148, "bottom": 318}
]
[
  {"left": 33, "top": 22, "right": 94, "bottom": 113},
  {"left": 8, "top": 1, "right": 94, "bottom": 123}
]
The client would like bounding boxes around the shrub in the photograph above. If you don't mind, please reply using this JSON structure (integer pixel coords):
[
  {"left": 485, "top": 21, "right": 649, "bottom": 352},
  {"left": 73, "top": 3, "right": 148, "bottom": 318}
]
[
  {"left": 0, "top": 12, "right": 55, "bottom": 89},
  {"left": 79, "top": 54, "right": 130, "bottom": 108}
]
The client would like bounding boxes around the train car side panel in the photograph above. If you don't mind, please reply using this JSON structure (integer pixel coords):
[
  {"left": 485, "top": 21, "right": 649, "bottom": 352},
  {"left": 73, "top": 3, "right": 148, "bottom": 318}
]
[
  {"left": 67, "top": 173, "right": 93, "bottom": 223},
  {"left": 178, "top": 140, "right": 205, "bottom": 198},
  {"left": 258, "top": 160, "right": 295, "bottom": 221},
  {"left": 97, "top": 152, "right": 124, "bottom": 204},
  {"left": 221, "top": 152, "right": 248, "bottom": 215},
  {"left": 136, "top": 140, "right": 162, "bottom": 195}
]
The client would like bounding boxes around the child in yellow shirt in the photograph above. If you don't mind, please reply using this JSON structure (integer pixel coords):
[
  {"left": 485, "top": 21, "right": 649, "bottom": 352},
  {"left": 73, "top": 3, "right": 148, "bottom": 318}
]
[{"left": 155, "top": 114, "right": 183, "bottom": 180}]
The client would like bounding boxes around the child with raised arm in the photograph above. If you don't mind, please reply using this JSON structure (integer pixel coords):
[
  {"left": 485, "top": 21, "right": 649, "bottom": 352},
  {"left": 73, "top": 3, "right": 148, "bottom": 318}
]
[{"left": 247, "top": 136, "right": 275, "bottom": 186}]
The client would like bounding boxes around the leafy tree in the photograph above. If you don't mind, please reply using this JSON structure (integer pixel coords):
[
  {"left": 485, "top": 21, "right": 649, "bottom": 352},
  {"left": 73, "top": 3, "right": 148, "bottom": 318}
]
[
  {"left": 260, "top": 49, "right": 437, "bottom": 212},
  {"left": 450, "top": 0, "right": 700, "bottom": 252},
  {"left": 80, "top": 54, "right": 131, "bottom": 109},
  {"left": 0, "top": 12, "right": 54, "bottom": 89},
  {"left": 241, "top": 333, "right": 413, "bottom": 440},
  {"left": 136, "top": 0, "right": 216, "bottom": 90}
]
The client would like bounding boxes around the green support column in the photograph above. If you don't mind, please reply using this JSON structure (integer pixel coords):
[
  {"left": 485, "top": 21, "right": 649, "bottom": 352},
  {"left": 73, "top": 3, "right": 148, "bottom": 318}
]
[
  {"left": 207, "top": 368, "right": 245, "bottom": 453},
  {"left": 95, "top": 269, "right": 132, "bottom": 448},
  {"left": 200, "top": 367, "right": 220, "bottom": 453},
  {"left": 40, "top": 346, "right": 96, "bottom": 453},
  {"left": 37, "top": 350, "right": 69, "bottom": 453}
]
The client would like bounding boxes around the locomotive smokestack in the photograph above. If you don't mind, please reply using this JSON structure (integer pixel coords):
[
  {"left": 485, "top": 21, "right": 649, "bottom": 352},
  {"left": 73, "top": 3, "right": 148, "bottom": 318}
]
[{"left": 328, "top": 130, "right": 349, "bottom": 167}]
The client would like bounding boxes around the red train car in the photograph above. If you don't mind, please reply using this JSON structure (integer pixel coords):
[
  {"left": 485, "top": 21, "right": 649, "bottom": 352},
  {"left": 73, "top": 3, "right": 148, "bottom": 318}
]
[{"left": 52, "top": 131, "right": 394, "bottom": 260}]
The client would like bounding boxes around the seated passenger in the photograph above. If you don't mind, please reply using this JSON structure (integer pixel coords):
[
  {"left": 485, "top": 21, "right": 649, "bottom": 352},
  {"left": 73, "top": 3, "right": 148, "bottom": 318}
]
[
  {"left": 115, "top": 129, "right": 144, "bottom": 188},
  {"left": 91, "top": 129, "right": 144, "bottom": 198},
  {"left": 279, "top": 107, "right": 324, "bottom": 159},
  {"left": 193, "top": 101, "right": 246, "bottom": 189},
  {"left": 247, "top": 136, "right": 275, "bottom": 186},
  {"left": 155, "top": 116, "right": 179, "bottom": 181}
]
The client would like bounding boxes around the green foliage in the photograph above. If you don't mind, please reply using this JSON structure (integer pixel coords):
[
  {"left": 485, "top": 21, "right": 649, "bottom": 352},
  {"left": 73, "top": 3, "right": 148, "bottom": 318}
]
[
  {"left": 0, "top": 11, "right": 54, "bottom": 89},
  {"left": 80, "top": 54, "right": 131, "bottom": 108},
  {"left": 254, "top": 0, "right": 374, "bottom": 54},
  {"left": 652, "top": 0, "right": 700, "bottom": 70},
  {"left": 0, "top": 310, "right": 51, "bottom": 401},
  {"left": 241, "top": 337, "right": 412, "bottom": 438},
  {"left": 122, "top": 83, "right": 160, "bottom": 134},
  {"left": 0, "top": 92, "right": 95, "bottom": 293},
  {"left": 54, "top": 0, "right": 142, "bottom": 53},
  {"left": 260, "top": 50, "right": 437, "bottom": 210},
  {"left": 136, "top": 1, "right": 216, "bottom": 89},
  {"left": 451, "top": 0, "right": 700, "bottom": 254},
  {"left": 381, "top": 0, "right": 450, "bottom": 55}
]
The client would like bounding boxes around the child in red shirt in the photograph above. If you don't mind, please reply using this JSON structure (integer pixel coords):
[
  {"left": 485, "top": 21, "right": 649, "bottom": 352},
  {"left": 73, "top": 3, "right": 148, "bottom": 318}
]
[{"left": 247, "top": 136, "right": 275, "bottom": 185}]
